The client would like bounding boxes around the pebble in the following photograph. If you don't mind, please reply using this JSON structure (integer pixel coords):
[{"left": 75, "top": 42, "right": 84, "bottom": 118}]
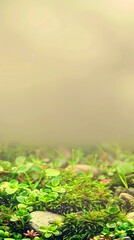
[
  {"left": 115, "top": 187, "right": 134, "bottom": 197},
  {"left": 29, "top": 211, "right": 63, "bottom": 233},
  {"left": 114, "top": 237, "right": 131, "bottom": 240},
  {"left": 122, "top": 237, "right": 132, "bottom": 240},
  {"left": 119, "top": 193, "right": 134, "bottom": 202},
  {"left": 127, "top": 212, "right": 134, "bottom": 220},
  {"left": 66, "top": 164, "right": 98, "bottom": 177},
  {"left": 119, "top": 193, "right": 134, "bottom": 210}
]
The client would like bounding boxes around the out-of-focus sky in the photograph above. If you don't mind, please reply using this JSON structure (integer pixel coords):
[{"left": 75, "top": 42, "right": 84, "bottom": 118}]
[{"left": 0, "top": 0, "right": 134, "bottom": 145}]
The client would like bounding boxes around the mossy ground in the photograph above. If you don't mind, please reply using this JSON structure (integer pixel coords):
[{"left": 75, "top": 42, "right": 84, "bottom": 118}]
[{"left": 0, "top": 144, "right": 134, "bottom": 240}]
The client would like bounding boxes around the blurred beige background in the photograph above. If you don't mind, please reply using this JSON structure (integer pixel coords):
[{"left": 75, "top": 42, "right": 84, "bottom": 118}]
[{"left": 0, "top": 0, "right": 134, "bottom": 145}]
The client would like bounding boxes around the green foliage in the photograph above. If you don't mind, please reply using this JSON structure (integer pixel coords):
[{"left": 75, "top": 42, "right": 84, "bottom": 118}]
[
  {"left": 115, "top": 161, "right": 134, "bottom": 189},
  {"left": 102, "top": 219, "right": 134, "bottom": 239},
  {"left": 0, "top": 144, "right": 134, "bottom": 239},
  {"left": 106, "top": 204, "right": 120, "bottom": 214},
  {"left": 15, "top": 156, "right": 26, "bottom": 166},
  {"left": 39, "top": 223, "right": 61, "bottom": 238},
  {"left": 47, "top": 172, "right": 113, "bottom": 214},
  {"left": 45, "top": 169, "right": 60, "bottom": 177},
  {"left": 68, "top": 149, "right": 84, "bottom": 168}
]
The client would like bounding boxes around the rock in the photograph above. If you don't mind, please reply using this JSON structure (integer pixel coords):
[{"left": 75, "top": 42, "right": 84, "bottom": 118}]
[
  {"left": 119, "top": 193, "right": 134, "bottom": 202},
  {"left": 122, "top": 237, "right": 132, "bottom": 240},
  {"left": 115, "top": 187, "right": 134, "bottom": 197},
  {"left": 119, "top": 193, "right": 134, "bottom": 210},
  {"left": 128, "top": 187, "right": 134, "bottom": 196},
  {"left": 66, "top": 164, "right": 98, "bottom": 177},
  {"left": 114, "top": 237, "right": 132, "bottom": 240},
  {"left": 29, "top": 211, "right": 63, "bottom": 233},
  {"left": 127, "top": 212, "right": 134, "bottom": 220},
  {"left": 115, "top": 186, "right": 124, "bottom": 196}
]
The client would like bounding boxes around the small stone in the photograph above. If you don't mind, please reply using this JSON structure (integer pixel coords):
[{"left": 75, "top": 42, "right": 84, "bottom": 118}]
[
  {"left": 66, "top": 164, "right": 98, "bottom": 177},
  {"left": 115, "top": 186, "right": 125, "bottom": 196},
  {"left": 42, "top": 158, "right": 51, "bottom": 163},
  {"left": 115, "top": 187, "right": 134, "bottom": 197},
  {"left": 119, "top": 193, "right": 134, "bottom": 210},
  {"left": 128, "top": 187, "right": 134, "bottom": 196},
  {"left": 123, "top": 237, "right": 132, "bottom": 240},
  {"left": 119, "top": 193, "right": 134, "bottom": 202},
  {"left": 29, "top": 211, "right": 63, "bottom": 233},
  {"left": 127, "top": 212, "right": 134, "bottom": 220},
  {"left": 114, "top": 237, "right": 131, "bottom": 240}
]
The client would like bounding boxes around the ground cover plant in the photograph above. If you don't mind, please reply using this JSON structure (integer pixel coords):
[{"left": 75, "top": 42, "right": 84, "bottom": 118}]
[{"left": 0, "top": 144, "right": 134, "bottom": 240}]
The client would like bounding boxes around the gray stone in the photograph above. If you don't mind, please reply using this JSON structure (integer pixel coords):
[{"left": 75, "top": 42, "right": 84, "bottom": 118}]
[
  {"left": 29, "top": 211, "right": 63, "bottom": 233},
  {"left": 114, "top": 237, "right": 131, "bottom": 240},
  {"left": 123, "top": 237, "right": 132, "bottom": 240},
  {"left": 119, "top": 193, "right": 134, "bottom": 202},
  {"left": 128, "top": 187, "right": 134, "bottom": 196},
  {"left": 115, "top": 187, "right": 134, "bottom": 197}
]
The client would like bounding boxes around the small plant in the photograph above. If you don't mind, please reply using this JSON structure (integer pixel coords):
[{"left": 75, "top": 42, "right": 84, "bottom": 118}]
[
  {"left": 39, "top": 223, "right": 61, "bottom": 238},
  {"left": 106, "top": 204, "right": 120, "bottom": 215},
  {"left": 0, "top": 229, "right": 10, "bottom": 238},
  {"left": 0, "top": 144, "right": 134, "bottom": 239},
  {"left": 115, "top": 161, "right": 134, "bottom": 189},
  {"left": 68, "top": 149, "right": 84, "bottom": 168},
  {"left": 100, "top": 220, "right": 134, "bottom": 239},
  {"left": 23, "top": 230, "right": 39, "bottom": 239}
]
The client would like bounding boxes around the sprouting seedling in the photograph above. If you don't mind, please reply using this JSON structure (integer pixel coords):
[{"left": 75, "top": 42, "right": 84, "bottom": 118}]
[
  {"left": 48, "top": 147, "right": 64, "bottom": 168},
  {"left": 115, "top": 161, "right": 134, "bottom": 189},
  {"left": 97, "top": 144, "right": 105, "bottom": 154},
  {"left": 118, "top": 172, "right": 128, "bottom": 189},
  {"left": 68, "top": 148, "right": 84, "bottom": 168},
  {"left": 71, "top": 149, "right": 75, "bottom": 168},
  {"left": 92, "top": 154, "right": 98, "bottom": 167}
]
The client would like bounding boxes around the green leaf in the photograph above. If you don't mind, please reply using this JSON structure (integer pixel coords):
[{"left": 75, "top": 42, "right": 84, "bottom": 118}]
[
  {"left": 49, "top": 192, "right": 59, "bottom": 198},
  {"left": 16, "top": 196, "right": 27, "bottom": 203},
  {"left": 102, "top": 226, "right": 110, "bottom": 234},
  {"left": 0, "top": 160, "right": 11, "bottom": 169},
  {"left": 116, "top": 161, "right": 134, "bottom": 175},
  {"left": 6, "top": 187, "right": 18, "bottom": 194},
  {"left": 16, "top": 163, "right": 33, "bottom": 173},
  {"left": 106, "top": 222, "right": 116, "bottom": 228},
  {"left": 51, "top": 186, "right": 66, "bottom": 193},
  {"left": 39, "top": 226, "right": 48, "bottom": 232},
  {"left": 45, "top": 169, "right": 60, "bottom": 177},
  {"left": 21, "top": 238, "right": 31, "bottom": 240},
  {"left": 121, "top": 222, "right": 131, "bottom": 230},
  {"left": 0, "top": 230, "right": 6, "bottom": 237},
  {"left": 106, "top": 204, "right": 120, "bottom": 214},
  {"left": 49, "top": 225, "right": 57, "bottom": 231},
  {"left": 51, "top": 178, "right": 60, "bottom": 187},
  {"left": 16, "top": 165, "right": 27, "bottom": 173},
  {"left": 17, "top": 209, "right": 29, "bottom": 216},
  {"left": 4, "top": 180, "right": 19, "bottom": 194},
  {"left": 18, "top": 183, "right": 29, "bottom": 189},
  {"left": 44, "top": 232, "right": 52, "bottom": 238},
  {"left": 19, "top": 189, "right": 31, "bottom": 196},
  {"left": 0, "top": 181, "right": 9, "bottom": 188},
  {"left": 54, "top": 230, "right": 60, "bottom": 236},
  {"left": 10, "top": 215, "right": 19, "bottom": 222},
  {"left": 4, "top": 238, "right": 16, "bottom": 240},
  {"left": 10, "top": 167, "right": 18, "bottom": 173},
  {"left": 0, "top": 166, "right": 4, "bottom": 171},
  {"left": 18, "top": 203, "right": 27, "bottom": 209},
  {"left": 10, "top": 179, "right": 18, "bottom": 186},
  {"left": 15, "top": 156, "right": 26, "bottom": 165}
]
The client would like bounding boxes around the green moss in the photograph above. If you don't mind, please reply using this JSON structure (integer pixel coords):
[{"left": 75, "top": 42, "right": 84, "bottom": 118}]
[{"left": 0, "top": 144, "right": 134, "bottom": 239}]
